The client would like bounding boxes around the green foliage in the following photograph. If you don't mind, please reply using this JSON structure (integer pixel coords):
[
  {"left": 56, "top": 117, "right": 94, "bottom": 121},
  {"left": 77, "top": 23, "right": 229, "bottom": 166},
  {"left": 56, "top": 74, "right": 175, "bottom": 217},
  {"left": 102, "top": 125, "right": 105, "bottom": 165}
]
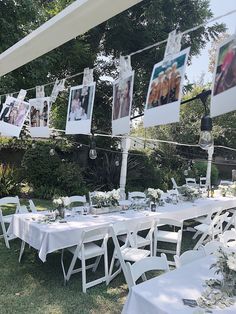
[
  {"left": 21, "top": 144, "right": 86, "bottom": 199},
  {"left": 126, "top": 150, "right": 162, "bottom": 191},
  {"left": 189, "top": 160, "right": 219, "bottom": 185},
  {"left": 0, "top": 164, "right": 21, "bottom": 197}
]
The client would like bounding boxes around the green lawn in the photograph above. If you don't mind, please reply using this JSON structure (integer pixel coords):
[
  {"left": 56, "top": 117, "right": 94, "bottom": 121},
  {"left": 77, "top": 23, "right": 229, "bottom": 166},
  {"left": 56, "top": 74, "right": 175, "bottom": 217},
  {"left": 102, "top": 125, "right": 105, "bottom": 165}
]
[{"left": 0, "top": 200, "right": 197, "bottom": 314}]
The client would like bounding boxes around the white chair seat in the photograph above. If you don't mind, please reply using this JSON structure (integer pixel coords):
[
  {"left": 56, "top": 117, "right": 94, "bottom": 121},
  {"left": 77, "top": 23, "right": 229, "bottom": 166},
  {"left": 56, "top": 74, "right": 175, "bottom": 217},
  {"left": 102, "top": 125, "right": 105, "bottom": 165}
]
[
  {"left": 194, "top": 223, "right": 209, "bottom": 233},
  {"left": 119, "top": 247, "right": 150, "bottom": 262},
  {"left": 68, "top": 242, "right": 104, "bottom": 259},
  {"left": 156, "top": 230, "right": 179, "bottom": 243},
  {"left": 3, "top": 215, "right": 13, "bottom": 224}
]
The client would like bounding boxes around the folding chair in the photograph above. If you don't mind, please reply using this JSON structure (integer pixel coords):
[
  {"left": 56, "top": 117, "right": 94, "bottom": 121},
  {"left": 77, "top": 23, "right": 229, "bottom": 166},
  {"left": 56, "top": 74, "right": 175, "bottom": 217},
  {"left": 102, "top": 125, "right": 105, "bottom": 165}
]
[
  {"left": 219, "top": 229, "right": 236, "bottom": 249},
  {"left": 29, "top": 199, "right": 37, "bottom": 213},
  {"left": 171, "top": 178, "right": 180, "bottom": 190},
  {"left": 220, "top": 180, "right": 233, "bottom": 186},
  {"left": 128, "top": 192, "right": 147, "bottom": 208},
  {"left": 199, "top": 177, "right": 207, "bottom": 188},
  {"left": 108, "top": 221, "right": 150, "bottom": 285},
  {"left": 193, "top": 212, "right": 229, "bottom": 249},
  {"left": 174, "top": 249, "right": 205, "bottom": 268},
  {"left": 185, "top": 178, "right": 197, "bottom": 187},
  {"left": 126, "top": 254, "right": 169, "bottom": 289},
  {"left": 61, "top": 226, "right": 109, "bottom": 293},
  {"left": 0, "top": 196, "right": 21, "bottom": 248},
  {"left": 154, "top": 218, "right": 183, "bottom": 266},
  {"left": 64, "top": 195, "right": 86, "bottom": 214}
]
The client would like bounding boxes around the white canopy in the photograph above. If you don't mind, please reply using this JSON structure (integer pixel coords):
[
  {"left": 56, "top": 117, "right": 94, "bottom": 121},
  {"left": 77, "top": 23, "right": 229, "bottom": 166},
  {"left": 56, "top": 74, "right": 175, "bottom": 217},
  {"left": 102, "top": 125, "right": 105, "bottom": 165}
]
[{"left": 0, "top": 0, "right": 142, "bottom": 77}]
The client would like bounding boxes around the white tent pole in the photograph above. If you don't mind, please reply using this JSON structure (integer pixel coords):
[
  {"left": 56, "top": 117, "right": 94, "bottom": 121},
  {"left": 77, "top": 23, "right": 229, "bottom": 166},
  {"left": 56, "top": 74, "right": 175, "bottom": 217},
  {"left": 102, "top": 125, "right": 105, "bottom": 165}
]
[
  {"left": 119, "top": 137, "right": 131, "bottom": 200},
  {"left": 206, "top": 145, "right": 214, "bottom": 189}
]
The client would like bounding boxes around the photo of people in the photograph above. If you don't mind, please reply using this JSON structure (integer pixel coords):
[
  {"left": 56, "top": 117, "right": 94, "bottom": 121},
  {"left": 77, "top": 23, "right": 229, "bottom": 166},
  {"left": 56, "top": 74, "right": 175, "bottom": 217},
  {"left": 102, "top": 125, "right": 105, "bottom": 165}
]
[
  {"left": 146, "top": 51, "right": 188, "bottom": 109},
  {"left": 112, "top": 73, "right": 134, "bottom": 121},
  {"left": 213, "top": 38, "right": 236, "bottom": 96},
  {"left": 66, "top": 83, "right": 96, "bottom": 135},
  {"left": 0, "top": 97, "right": 29, "bottom": 127},
  {"left": 0, "top": 96, "right": 30, "bottom": 137},
  {"left": 29, "top": 98, "right": 49, "bottom": 128},
  {"left": 67, "top": 84, "right": 94, "bottom": 121}
]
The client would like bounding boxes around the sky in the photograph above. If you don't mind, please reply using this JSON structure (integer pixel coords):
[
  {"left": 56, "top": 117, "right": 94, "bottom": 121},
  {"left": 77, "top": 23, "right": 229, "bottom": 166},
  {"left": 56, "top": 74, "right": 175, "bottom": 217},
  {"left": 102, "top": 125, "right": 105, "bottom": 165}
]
[{"left": 187, "top": 0, "right": 236, "bottom": 83}]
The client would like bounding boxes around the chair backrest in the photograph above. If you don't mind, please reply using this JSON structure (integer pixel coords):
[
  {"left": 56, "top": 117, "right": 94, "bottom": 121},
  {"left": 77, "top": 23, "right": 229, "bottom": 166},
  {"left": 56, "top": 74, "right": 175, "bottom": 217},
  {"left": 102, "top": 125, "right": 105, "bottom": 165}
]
[
  {"left": 128, "top": 191, "right": 146, "bottom": 202},
  {"left": 133, "top": 219, "right": 156, "bottom": 248},
  {"left": 219, "top": 229, "right": 236, "bottom": 247},
  {"left": 171, "top": 178, "right": 179, "bottom": 189},
  {"left": 201, "top": 240, "right": 222, "bottom": 255},
  {"left": 0, "top": 196, "right": 20, "bottom": 213},
  {"left": 29, "top": 199, "right": 37, "bottom": 213},
  {"left": 185, "top": 178, "right": 197, "bottom": 186},
  {"left": 126, "top": 254, "right": 169, "bottom": 288},
  {"left": 209, "top": 212, "right": 229, "bottom": 236},
  {"left": 220, "top": 180, "right": 233, "bottom": 186},
  {"left": 158, "top": 217, "right": 183, "bottom": 229},
  {"left": 67, "top": 195, "right": 86, "bottom": 205},
  {"left": 199, "top": 177, "right": 207, "bottom": 188},
  {"left": 174, "top": 249, "right": 205, "bottom": 268},
  {"left": 81, "top": 225, "right": 110, "bottom": 243}
]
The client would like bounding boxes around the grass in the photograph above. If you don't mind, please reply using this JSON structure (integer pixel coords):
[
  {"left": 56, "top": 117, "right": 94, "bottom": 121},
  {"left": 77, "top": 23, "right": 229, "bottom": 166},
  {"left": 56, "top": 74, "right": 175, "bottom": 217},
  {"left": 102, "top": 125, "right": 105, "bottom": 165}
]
[{"left": 0, "top": 200, "right": 198, "bottom": 314}]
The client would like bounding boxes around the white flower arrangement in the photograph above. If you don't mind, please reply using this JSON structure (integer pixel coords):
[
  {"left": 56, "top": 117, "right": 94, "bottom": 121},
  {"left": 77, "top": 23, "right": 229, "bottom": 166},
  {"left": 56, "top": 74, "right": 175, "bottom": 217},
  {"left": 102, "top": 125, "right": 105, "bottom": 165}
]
[
  {"left": 146, "top": 188, "right": 163, "bottom": 204},
  {"left": 219, "top": 185, "right": 230, "bottom": 197},
  {"left": 53, "top": 197, "right": 65, "bottom": 208},
  {"left": 178, "top": 185, "right": 199, "bottom": 201},
  {"left": 198, "top": 248, "right": 236, "bottom": 309},
  {"left": 228, "top": 182, "right": 236, "bottom": 197},
  {"left": 91, "top": 189, "right": 120, "bottom": 208}
]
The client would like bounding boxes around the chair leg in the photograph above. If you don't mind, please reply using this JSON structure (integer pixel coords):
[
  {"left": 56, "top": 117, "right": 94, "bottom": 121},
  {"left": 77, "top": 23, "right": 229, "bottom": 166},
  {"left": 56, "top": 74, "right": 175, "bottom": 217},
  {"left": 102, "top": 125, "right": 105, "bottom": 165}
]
[
  {"left": 107, "top": 253, "right": 116, "bottom": 285},
  {"left": 19, "top": 241, "right": 25, "bottom": 263},
  {"left": 0, "top": 220, "right": 10, "bottom": 249},
  {"left": 82, "top": 258, "right": 87, "bottom": 293},
  {"left": 92, "top": 256, "right": 101, "bottom": 272}
]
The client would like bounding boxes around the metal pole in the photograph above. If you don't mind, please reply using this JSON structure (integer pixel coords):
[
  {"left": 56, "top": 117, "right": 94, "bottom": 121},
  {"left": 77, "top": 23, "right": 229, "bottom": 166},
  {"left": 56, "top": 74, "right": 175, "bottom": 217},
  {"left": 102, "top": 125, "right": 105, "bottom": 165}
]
[
  {"left": 206, "top": 145, "right": 214, "bottom": 189},
  {"left": 119, "top": 137, "right": 131, "bottom": 200}
]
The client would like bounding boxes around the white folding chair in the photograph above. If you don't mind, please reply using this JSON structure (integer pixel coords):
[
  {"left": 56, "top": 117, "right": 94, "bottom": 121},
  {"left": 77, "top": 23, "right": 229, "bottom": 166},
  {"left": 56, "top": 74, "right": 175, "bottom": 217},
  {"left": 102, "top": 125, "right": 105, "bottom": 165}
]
[
  {"left": 119, "top": 219, "right": 156, "bottom": 255},
  {"left": 108, "top": 221, "right": 150, "bottom": 285},
  {"left": 201, "top": 240, "right": 222, "bottom": 255},
  {"left": 199, "top": 177, "right": 207, "bottom": 188},
  {"left": 220, "top": 180, "right": 233, "bottom": 186},
  {"left": 65, "top": 195, "right": 86, "bottom": 214},
  {"left": 126, "top": 254, "right": 169, "bottom": 289},
  {"left": 29, "top": 199, "right": 37, "bottom": 213},
  {"left": 185, "top": 178, "right": 197, "bottom": 187},
  {"left": 128, "top": 192, "right": 147, "bottom": 208},
  {"left": 193, "top": 212, "right": 229, "bottom": 249},
  {"left": 171, "top": 178, "right": 180, "bottom": 190},
  {"left": 0, "top": 196, "right": 21, "bottom": 248},
  {"left": 174, "top": 249, "right": 205, "bottom": 268},
  {"left": 154, "top": 218, "right": 183, "bottom": 266},
  {"left": 61, "top": 226, "right": 109, "bottom": 293},
  {"left": 219, "top": 229, "right": 236, "bottom": 249}
]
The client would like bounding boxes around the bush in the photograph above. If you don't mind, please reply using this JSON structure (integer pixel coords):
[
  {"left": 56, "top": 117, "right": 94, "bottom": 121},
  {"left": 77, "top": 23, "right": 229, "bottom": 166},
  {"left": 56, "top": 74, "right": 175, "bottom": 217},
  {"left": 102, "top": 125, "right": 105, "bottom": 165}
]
[
  {"left": 22, "top": 145, "right": 86, "bottom": 199},
  {"left": 189, "top": 161, "right": 219, "bottom": 185},
  {"left": 0, "top": 164, "right": 21, "bottom": 197}
]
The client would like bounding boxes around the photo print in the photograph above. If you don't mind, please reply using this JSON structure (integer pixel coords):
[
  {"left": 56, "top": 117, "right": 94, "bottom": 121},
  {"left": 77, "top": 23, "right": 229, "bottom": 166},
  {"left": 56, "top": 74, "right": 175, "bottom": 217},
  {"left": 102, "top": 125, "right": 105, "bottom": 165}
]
[
  {"left": 144, "top": 47, "right": 190, "bottom": 127},
  {"left": 29, "top": 97, "right": 51, "bottom": 137},
  {"left": 65, "top": 82, "right": 96, "bottom": 135},
  {"left": 211, "top": 35, "right": 236, "bottom": 117},
  {"left": 112, "top": 71, "right": 134, "bottom": 135},
  {"left": 0, "top": 96, "right": 30, "bottom": 137}
]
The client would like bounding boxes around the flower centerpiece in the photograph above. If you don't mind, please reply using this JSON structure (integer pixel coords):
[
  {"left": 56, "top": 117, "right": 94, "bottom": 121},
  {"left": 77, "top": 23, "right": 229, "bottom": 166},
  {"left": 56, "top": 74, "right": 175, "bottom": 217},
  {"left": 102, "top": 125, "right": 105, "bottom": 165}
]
[
  {"left": 198, "top": 248, "right": 236, "bottom": 309},
  {"left": 178, "top": 185, "right": 199, "bottom": 201},
  {"left": 218, "top": 185, "right": 230, "bottom": 197},
  {"left": 91, "top": 189, "right": 120, "bottom": 208},
  {"left": 146, "top": 188, "right": 164, "bottom": 207},
  {"left": 53, "top": 196, "right": 66, "bottom": 218}
]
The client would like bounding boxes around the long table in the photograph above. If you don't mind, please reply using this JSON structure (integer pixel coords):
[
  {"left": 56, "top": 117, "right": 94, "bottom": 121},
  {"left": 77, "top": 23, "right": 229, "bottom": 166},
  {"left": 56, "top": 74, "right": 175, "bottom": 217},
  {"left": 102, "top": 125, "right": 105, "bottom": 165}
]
[
  {"left": 122, "top": 255, "right": 236, "bottom": 313},
  {"left": 9, "top": 197, "right": 236, "bottom": 262}
]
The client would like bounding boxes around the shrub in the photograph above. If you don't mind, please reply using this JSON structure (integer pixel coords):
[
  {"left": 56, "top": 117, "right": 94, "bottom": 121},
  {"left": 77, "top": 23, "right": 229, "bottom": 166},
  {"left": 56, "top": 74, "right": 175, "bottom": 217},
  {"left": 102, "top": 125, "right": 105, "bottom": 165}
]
[
  {"left": 0, "top": 164, "right": 21, "bottom": 197},
  {"left": 189, "top": 161, "right": 219, "bottom": 185}
]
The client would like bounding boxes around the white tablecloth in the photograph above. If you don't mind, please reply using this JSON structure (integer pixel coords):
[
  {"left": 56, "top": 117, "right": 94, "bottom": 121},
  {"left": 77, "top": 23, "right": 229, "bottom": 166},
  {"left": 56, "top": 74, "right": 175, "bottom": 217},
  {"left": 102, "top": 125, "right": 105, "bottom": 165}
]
[
  {"left": 9, "top": 210, "right": 158, "bottom": 262},
  {"left": 9, "top": 197, "right": 236, "bottom": 262},
  {"left": 122, "top": 255, "right": 236, "bottom": 314}
]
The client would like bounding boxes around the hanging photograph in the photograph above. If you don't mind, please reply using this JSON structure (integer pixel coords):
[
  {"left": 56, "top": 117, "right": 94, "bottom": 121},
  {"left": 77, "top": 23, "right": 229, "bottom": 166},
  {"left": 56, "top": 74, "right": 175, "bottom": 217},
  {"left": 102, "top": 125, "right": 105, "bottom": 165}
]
[
  {"left": 112, "top": 71, "right": 134, "bottom": 135},
  {"left": 143, "top": 47, "right": 190, "bottom": 127},
  {"left": 211, "top": 35, "right": 236, "bottom": 117},
  {"left": 0, "top": 96, "right": 29, "bottom": 137},
  {"left": 65, "top": 82, "right": 96, "bottom": 135},
  {"left": 29, "top": 97, "right": 51, "bottom": 137}
]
